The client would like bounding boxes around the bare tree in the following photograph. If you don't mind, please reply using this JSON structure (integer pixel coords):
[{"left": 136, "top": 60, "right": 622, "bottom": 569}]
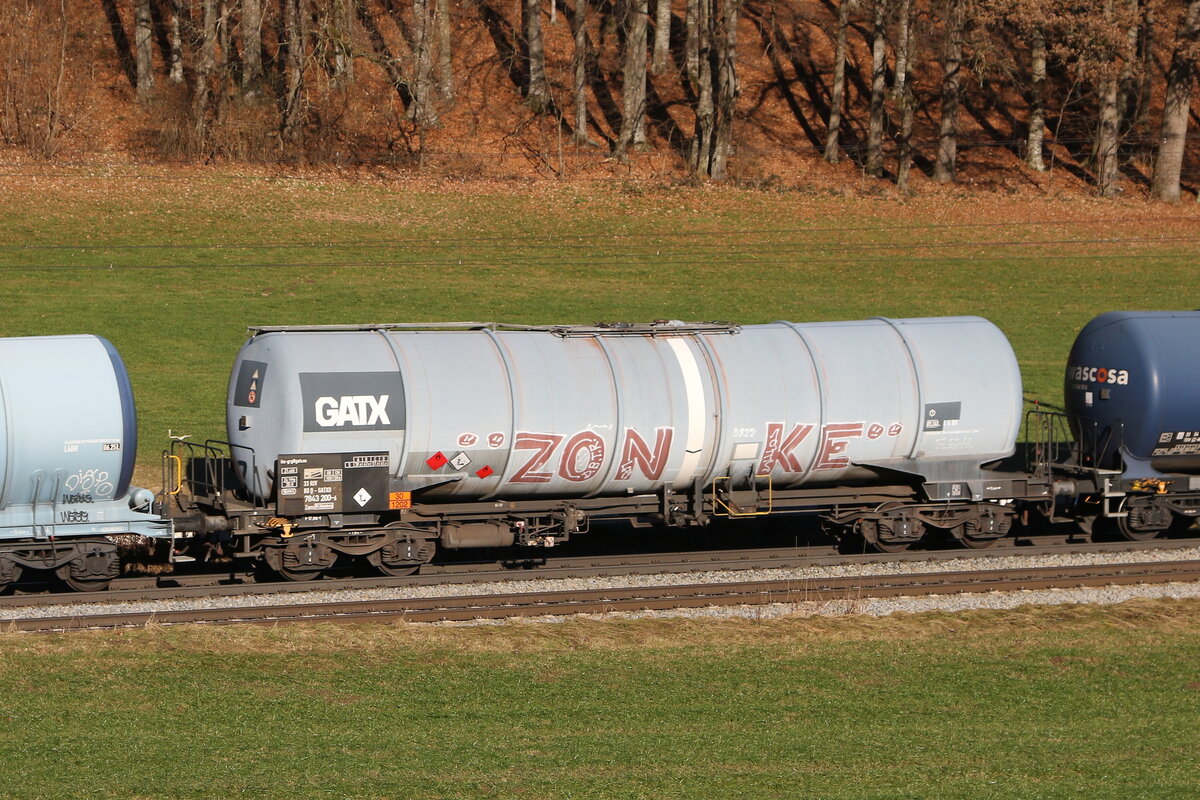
[
  {"left": 1152, "top": 0, "right": 1200, "bottom": 201},
  {"left": 617, "top": 0, "right": 650, "bottom": 157},
  {"left": 652, "top": 0, "right": 672, "bottom": 75},
  {"left": 135, "top": 0, "right": 155, "bottom": 99},
  {"left": 1025, "top": 25, "right": 1046, "bottom": 171},
  {"left": 329, "top": 0, "right": 356, "bottom": 85},
  {"left": 411, "top": 0, "right": 436, "bottom": 124},
  {"left": 1094, "top": 0, "right": 1139, "bottom": 197},
  {"left": 193, "top": 0, "right": 218, "bottom": 146},
  {"left": 692, "top": 0, "right": 739, "bottom": 179},
  {"left": 1, "top": 0, "right": 75, "bottom": 157},
  {"left": 167, "top": 0, "right": 184, "bottom": 84},
  {"left": 825, "top": 0, "right": 852, "bottom": 164},
  {"left": 934, "top": 0, "right": 966, "bottom": 183},
  {"left": 242, "top": 0, "right": 265, "bottom": 89},
  {"left": 686, "top": 0, "right": 700, "bottom": 82},
  {"left": 525, "top": 0, "right": 550, "bottom": 109},
  {"left": 436, "top": 0, "right": 453, "bottom": 100},
  {"left": 895, "top": 0, "right": 916, "bottom": 191},
  {"left": 570, "top": 0, "right": 597, "bottom": 144},
  {"left": 281, "top": 0, "right": 306, "bottom": 143},
  {"left": 866, "top": 0, "right": 889, "bottom": 177}
]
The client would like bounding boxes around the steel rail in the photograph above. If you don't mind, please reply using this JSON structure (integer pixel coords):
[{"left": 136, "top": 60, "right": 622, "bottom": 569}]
[
  {"left": 4, "top": 536, "right": 1199, "bottom": 608},
  {"left": 9, "top": 560, "right": 1200, "bottom": 633}
]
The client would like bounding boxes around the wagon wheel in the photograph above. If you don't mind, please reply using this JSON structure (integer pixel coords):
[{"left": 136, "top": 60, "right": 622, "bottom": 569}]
[
  {"left": 1114, "top": 515, "right": 1165, "bottom": 542},
  {"left": 55, "top": 567, "right": 111, "bottom": 592},
  {"left": 63, "top": 576, "right": 112, "bottom": 592},
  {"left": 956, "top": 520, "right": 999, "bottom": 549},
  {"left": 869, "top": 508, "right": 923, "bottom": 553},
  {"left": 276, "top": 564, "right": 326, "bottom": 582},
  {"left": 871, "top": 539, "right": 913, "bottom": 554},
  {"left": 0, "top": 560, "right": 22, "bottom": 593},
  {"left": 375, "top": 563, "right": 419, "bottom": 578},
  {"left": 372, "top": 523, "right": 433, "bottom": 578},
  {"left": 1113, "top": 502, "right": 1171, "bottom": 542},
  {"left": 55, "top": 559, "right": 113, "bottom": 592}
]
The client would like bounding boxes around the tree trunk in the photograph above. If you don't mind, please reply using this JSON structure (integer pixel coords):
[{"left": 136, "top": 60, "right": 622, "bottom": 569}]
[
  {"left": 194, "top": 0, "right": 218, "bottom": 146},
  {"left": 652, "top": 0, "right": 671, "bottom": 75},
  {"left": 618, "top": 0, "right": 649, "bottom": 157},
  {"left": 1095, "top": 72, "right": 1121, "bottom": 196},
  {"left": 281, "top": 0, "right": 305, "bottom": 143},
  {"left": 866, "top": 0, "right": 888, "bottom": 177},
  {"left": 436, "top": 0, "right": 453, "bottom": 100},
  {"left": 1025, "top": 25, "right": 1046, "bottom": 171},
  {"left": 895, "top": 0, "right": 914, "bottom": 191},
  {"left": 411, "top": 0, "right": 436, "bottom": 124},
  {"left": 690, "top": 0, "right": 737, "bottom": 178},
  {"left": 825, "top": 0, "right": 851, "bottom": 164},
  {"left": 242, "top": 0, "right": 264, "bottom": 88},
  {"left": 709, "top": 0, "right": 739, "bottom": 180},
  {"left": 331, "top": 0, "right": 355, "bottom": 85},
  {"left": 571, "top": 0, "right": 596, "bottom": 144},
  {"left": 1116, "top": 0, "right": 1141, "bottom": 130},
  {"left": 934, "top": 0, "right": 965, "bottom": 183},
  {"left": 692, "top": 0, "right": 713, "bottom": 175},
  {"left": 1152, "top": 0, "right": 1200, "bottom": 202},
  {"left": 135, "top": 0, "right": 154, "bottom": 98},
  {"left": 525, "top": 0, "right": 549, "bottom": 110},
  {"left": 686, "top": 0, "right": 699, "bottom": 83},
  {"left": 169, "top": 0, "right": 184, "bottom": 84},
  {"left": 1136, "top": 6, "right": 1155, "bottom": 130},
  {"left": 1095, "top": 0, "right": 1138, "bottom": 197}
]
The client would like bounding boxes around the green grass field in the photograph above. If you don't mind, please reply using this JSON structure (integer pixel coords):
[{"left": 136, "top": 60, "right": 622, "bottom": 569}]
[
  {"left": 3, "top": 170, "right": 1200, "bottom": 798},
  {"left": 3, "top": 171, "right": 1199, "bottom": 477},
  {"left": 1, "top": 601, "right": 1198, "bottom": 799}
]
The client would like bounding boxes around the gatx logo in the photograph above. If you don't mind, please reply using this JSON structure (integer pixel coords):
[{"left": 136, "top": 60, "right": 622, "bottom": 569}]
[
  {"left": 300, "top": 371, "right": 405, "bottom": 432},
  {"left": 1068, "top": 365, "right": 1130, "bottom": 385},
  {"left": 314, "top": 395, "right": 391, "bottom": 427}
]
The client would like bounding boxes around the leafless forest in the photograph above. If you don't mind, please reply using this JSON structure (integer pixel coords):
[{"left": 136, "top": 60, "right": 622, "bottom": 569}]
[{"left": 2, "top": 0, "right": 1199, "bottom": 198}]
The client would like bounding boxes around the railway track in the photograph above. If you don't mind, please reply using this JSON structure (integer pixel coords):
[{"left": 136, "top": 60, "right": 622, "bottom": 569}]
[
  {"left": 8, "top": 560, "right": 1200, "bottom": 632},
  {"left": 4, "top": 536, "right": 1199, "bottom": 608}
]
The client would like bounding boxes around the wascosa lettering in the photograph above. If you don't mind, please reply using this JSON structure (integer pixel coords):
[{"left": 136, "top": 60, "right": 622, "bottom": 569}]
[
  {"left": 1067, "top": 365, "right": 1130, "bottom": 385},
  {"left": 314, "top": 395, "right": 391, "bottom": 427}
]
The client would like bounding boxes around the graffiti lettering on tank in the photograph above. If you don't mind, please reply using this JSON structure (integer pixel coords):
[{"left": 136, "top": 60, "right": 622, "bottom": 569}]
[
  {"left": 510, "top": 433, "right": 564, "bottom": 483},
  {"left": 61, "top": 493, "right": 94, "bottom": 504},
  {"left": 60, "top": 510, "right": 90, "bottom": 523},
  {"left": 616, "top": 428, "right": 673, "bottom": 481},
  {"left": 511, "top": 429, "right": 673, "bottom": 484},
  {"left": 758, "top": 423, "right": 815, "bottom": 474},
  {"left": 64, "top": 469, "right": 114, "bottom": 498},
  {"left": 559, "top": 432, "right": 606, "bottom": 481},
  {"left": 506, "top": 422, "right": 907, "bottom": 484},
  {"left": 757, "top": 421, "right": 904, "bottom": 475}
]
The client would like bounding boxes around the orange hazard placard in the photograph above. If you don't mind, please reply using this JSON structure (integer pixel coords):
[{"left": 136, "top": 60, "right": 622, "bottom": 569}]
[{"left": 388, "top": 491, "right": 412, "bottom": 510}]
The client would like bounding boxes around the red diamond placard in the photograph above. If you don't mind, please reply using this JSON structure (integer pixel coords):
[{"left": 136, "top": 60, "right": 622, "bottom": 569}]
[
  {"left": 426, "top": 452, "right": 448, "bottom": 470},
  {"left": 475, "top": 465, "right": 495, "bottom": 479}
]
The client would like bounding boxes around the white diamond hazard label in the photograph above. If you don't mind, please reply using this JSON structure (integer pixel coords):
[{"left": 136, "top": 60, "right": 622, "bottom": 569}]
[
  {"left": 450, "top": 451, "right": 472, "bottom": 470},
  {"left": 353, "top": 488, "right": 372, "bottom": 507}
]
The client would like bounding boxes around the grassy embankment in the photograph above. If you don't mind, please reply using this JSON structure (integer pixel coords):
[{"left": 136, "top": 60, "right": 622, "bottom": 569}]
[
  {"left": 1, "top": 171, "right": 1200, "bottom": 798},
  {"left": 2, "top": 171, "right": 1198, "bottom": 480},
  {"left": 0, "top": 601, "right": 1198, "bottom": 799}
]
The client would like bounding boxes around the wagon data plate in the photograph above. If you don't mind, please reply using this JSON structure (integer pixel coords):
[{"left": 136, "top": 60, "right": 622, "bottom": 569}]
[{"left": 275, "top": 452, "right": 390, "bottom": 515}]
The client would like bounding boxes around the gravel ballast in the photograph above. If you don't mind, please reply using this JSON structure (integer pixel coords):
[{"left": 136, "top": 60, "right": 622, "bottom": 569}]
[{"left": 4, "top": 545, "right": 1200, "bottom": 624}]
